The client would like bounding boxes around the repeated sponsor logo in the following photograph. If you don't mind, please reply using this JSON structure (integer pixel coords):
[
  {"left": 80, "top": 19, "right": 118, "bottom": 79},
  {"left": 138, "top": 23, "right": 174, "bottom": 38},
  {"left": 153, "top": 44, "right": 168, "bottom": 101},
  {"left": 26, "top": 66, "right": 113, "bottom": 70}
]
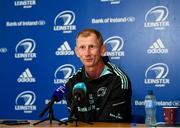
[
  {"left": 54, "top": 10, "right": 76, "bottom": 33},
  {"left": 100, "top": 0, "right": 121, "bottom": 4},
  {"left": 104, "top": 36, "right": 125, "bottom": 59},
  {"left": 54, "top": 64, "right": 76, "bottom": 84},
  {"left": 6, "top": 20, "right": 46, "bottom": 27},
  {"left": 135, "top": 100, "right": 180, "bottom": 107},
  {"left": 144, "top": 6, "right": 169, "bottom": 30},
  {"left": 14, "top": 0, "right": 36, "bottom": 8},
  {"left": 55, "top": 41, "right": 74, "bottom": 56},
  {"left": 92, "top": 16, "right": 135, "bottom": 24},
  {"left": 0, "top": 47, "right": 7, "bottom": 53},
  {"left": 144, "top": 63, "right": 170, "bottom": 87},
  {"left": 147, "top": 38, "right": 168, "bottom": 54},
  {"left": 17, "top": 68, "right": 36, "bottom": 83},
  {"left": 15, "top": 38, "right": 36, "bottom": 61},
  {"left": 15, "top": 91, "right": 36, "bottom": 113},
  {"left": 45, "top": 99, "right": 67, "bottom": 105}
]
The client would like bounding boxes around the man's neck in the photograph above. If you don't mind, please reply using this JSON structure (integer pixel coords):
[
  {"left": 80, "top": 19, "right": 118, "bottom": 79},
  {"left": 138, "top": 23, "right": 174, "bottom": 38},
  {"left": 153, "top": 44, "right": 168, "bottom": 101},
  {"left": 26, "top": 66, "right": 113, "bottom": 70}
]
[{"left": 85, "top": 61, "right": 105, "bottom": 79}]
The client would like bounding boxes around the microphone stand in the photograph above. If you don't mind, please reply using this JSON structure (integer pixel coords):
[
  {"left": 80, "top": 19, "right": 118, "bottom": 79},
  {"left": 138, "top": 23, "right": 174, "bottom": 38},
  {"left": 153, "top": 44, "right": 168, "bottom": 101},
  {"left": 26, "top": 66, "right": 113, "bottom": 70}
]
[
  {"left": 67, "top": 98, "right": 78, "bottom": 126},
  {"left": 33, "top": 103, "right": 67, "bottom": 125},
  {"left": 64, "top": 96, "right": 93, "bottom": 126}
]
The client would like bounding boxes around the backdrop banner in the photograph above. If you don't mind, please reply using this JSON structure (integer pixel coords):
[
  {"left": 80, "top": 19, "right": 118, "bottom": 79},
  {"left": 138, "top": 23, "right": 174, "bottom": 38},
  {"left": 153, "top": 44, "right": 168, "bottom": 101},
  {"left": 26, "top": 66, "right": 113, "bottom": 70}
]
[{"left": 0, "top": 0, "right": 180, "bottom": 123}]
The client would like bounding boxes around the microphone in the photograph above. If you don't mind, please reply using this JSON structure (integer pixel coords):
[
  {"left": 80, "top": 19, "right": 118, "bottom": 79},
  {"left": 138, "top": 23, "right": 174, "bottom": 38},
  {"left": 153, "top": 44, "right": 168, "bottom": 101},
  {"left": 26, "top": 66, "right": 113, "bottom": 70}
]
[
  {"left": 52, "top": 85, "right": 67, "bottom": 102},
  {"left": 39, "top": 85, "right": 67, "bottom": 118},
  {"left": 69, "top": 82, "right": 92, "bottom": 123},
  {"left": 72, "top": 82, "right": 87, "bottom": 102}
]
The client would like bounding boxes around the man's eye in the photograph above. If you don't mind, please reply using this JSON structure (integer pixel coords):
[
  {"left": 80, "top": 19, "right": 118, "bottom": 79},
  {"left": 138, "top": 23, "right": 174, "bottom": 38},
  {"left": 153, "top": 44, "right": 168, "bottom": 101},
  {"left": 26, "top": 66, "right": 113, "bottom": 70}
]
[
  {"left": 79, "top": 46, "right": 85, "bottom": 49},
  {"left": 90, "top": 45, "right": 96, "bottom": 49}
]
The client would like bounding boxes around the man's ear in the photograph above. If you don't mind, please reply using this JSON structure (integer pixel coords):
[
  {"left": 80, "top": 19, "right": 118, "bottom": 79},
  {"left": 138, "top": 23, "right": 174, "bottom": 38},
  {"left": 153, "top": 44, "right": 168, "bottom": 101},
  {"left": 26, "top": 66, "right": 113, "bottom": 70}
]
[
  {"left": 100, "top": 44, "right": 106, "bottom": 56},
  {"left": 75, "top": 47, "right": 80, "bottom": 57}
]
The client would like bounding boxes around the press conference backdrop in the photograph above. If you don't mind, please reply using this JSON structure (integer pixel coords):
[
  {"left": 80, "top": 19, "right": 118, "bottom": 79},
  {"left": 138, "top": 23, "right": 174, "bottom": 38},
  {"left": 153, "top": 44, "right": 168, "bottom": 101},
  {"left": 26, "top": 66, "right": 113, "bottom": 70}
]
[{"left": 0, "top": 0, "right": 180, "bottom": 123}]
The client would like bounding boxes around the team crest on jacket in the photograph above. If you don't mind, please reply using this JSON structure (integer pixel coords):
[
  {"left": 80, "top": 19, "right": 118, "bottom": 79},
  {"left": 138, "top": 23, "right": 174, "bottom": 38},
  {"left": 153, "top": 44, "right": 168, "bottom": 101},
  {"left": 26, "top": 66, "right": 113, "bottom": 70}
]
[{"left": 97, "top": 87, "right": 107, "bottom": 97}]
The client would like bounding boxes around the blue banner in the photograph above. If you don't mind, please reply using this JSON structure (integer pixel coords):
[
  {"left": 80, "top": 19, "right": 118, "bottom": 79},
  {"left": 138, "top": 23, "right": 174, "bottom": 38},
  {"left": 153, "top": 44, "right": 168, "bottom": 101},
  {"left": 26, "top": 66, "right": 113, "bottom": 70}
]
[{"left": 0, "top": 0, "right": 180, "bottom": 123}]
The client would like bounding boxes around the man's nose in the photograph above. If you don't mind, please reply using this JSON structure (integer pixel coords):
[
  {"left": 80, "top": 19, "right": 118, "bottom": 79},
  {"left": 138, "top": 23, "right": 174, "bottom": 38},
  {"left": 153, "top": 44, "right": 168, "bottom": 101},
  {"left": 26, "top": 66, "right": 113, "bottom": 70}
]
[{"left": 84, "top": 47, "right": 91, "bottom": 55}]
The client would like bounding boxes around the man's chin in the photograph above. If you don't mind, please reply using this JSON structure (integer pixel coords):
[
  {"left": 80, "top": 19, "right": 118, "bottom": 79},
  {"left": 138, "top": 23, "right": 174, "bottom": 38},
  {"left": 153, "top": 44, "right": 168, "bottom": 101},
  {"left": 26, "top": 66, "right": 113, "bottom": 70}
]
[{"left": 84, "top": 63, "right": 94, "bottom": 67}]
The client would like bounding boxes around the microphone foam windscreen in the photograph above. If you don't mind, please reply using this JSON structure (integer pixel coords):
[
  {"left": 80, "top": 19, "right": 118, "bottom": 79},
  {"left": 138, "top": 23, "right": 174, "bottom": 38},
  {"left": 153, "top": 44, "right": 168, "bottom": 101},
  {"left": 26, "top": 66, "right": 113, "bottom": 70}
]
[{"left": 73, "top": 82, "right": 87, "bottom": 94}]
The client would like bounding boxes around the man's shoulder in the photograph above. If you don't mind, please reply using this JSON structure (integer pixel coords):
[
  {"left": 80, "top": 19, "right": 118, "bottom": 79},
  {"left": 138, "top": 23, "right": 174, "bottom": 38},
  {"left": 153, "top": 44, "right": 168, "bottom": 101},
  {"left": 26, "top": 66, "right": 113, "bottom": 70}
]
[
  {"left": 106, "top": 62, "right": 126, "bottom": 75},
  {"left": 106, "top": 62, "right": 131, "bottom": 89}
]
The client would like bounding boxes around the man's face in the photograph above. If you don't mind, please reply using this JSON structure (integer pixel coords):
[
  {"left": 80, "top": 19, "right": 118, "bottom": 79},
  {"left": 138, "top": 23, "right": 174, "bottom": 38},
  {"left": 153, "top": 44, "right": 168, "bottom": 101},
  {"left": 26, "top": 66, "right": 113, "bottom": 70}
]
[{"left": 75, "top": 33, "right": 105, "bottom": 68}]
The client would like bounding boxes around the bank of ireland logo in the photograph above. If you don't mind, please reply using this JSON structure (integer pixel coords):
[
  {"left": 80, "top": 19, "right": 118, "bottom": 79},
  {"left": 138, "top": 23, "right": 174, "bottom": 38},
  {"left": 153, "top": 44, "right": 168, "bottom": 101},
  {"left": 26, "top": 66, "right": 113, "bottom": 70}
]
[
  {"left": 147, "top": 38, "right": 168, "bottom": 54},
  {"left": 54, "top": 10, "right": 76, "bottom": 33},
  {"left": 100, "top": 0, "right": 121, "bottom": 4},
  {"left": 15, "top": 38, "right": 36, "bottom": 61},
  {"left": 15, "top": 91, "right": 36, "bottom": 113},
  {"left": 144, "top": 6, "right": 169, "bottom": 30},
  {"left": 54, "top": 64, "right": 76, "bottom": 84},
  {"left": 144, "top": 63, "right": 170, "bottom": 87},
  {"left": 0, "top": 47, "right": 7, "bottom": 53},
  {"left": 104, "top": 36, "right": 124, "bottom": 59},
  {"left": 55, "top": 41, "right": 74, "bottom": 56}
]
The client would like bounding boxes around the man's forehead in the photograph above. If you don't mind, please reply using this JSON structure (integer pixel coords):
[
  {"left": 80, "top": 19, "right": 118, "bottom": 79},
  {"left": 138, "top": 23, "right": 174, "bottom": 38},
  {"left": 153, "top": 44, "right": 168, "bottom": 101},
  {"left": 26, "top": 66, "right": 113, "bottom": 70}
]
[
  {"left": 77, "top": 41, "right": 98, "bottom": 46},
  {"left": 77, "top": 36, "right": 97, "bottom": 43},
  {"left": 78, "top": 32, "right": 96, "bottom": 37}
]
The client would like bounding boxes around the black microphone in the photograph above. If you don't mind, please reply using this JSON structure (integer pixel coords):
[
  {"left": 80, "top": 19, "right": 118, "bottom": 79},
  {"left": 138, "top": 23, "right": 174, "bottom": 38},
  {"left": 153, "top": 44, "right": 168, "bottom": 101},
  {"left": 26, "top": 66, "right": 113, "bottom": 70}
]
[
  {"left": 69, "top": 82, "right": 93, "bottom": 124},
  {"left": 72, "top": 82, "right": 87, "bottom": 102},
  {"left": 69, "top": 82, "right": 87, "bottom": 116},
  {"left": 39, "top": 85, "right": 67, "bottom": 118}
]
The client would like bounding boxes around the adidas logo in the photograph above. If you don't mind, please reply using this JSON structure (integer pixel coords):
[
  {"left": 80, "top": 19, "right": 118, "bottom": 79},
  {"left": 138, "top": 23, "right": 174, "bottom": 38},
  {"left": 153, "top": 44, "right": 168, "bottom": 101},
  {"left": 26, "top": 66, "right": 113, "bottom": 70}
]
[
  {"left": 55, "top": 41, "right": 74, "bottom": 55},
  {"left": 147, "top": 38, "right": 168, "bottom": 54},
  {"left": 17, "top": 68, "right": 36, "bottom": 83}
]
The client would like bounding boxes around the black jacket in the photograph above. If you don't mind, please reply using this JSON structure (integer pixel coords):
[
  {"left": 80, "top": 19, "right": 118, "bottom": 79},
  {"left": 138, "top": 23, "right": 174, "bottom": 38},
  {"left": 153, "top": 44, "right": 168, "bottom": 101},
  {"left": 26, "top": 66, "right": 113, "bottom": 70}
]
[{"left": 65, "top": 61, "right": 132, "bottom": 122}]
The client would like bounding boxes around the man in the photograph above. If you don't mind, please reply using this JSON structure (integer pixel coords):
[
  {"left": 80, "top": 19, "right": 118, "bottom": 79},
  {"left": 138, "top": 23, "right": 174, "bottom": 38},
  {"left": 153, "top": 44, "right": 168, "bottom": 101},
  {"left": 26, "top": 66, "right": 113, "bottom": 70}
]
[{"left": 65, "top": 28, "right": 132, "bottom": 122}]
